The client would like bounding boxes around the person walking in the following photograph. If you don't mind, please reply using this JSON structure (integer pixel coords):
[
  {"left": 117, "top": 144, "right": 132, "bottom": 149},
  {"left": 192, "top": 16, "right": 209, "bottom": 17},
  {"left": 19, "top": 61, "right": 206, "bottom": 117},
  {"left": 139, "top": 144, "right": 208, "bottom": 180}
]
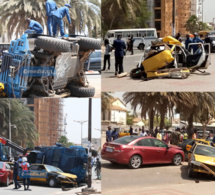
[
  {"left": 45, "top": 0, "right": 57, "bottom": 36},
  {"left": 129, "top": 126, "right": 133, "bottom": 135},
  {"left": 156, "top": 130, "right": 162, "bottom": 140},
  {"left": 129, "top": 35, "right": 134, "bottom": 55},
  {"left": 26, "top": 18, "right": 43, "bottom": 34},
  {"left": 52, "top": 4, "right": 72, "bottom": 37},
  {"left": 113, "top": 35, "right": 126, "bottom": 75},
  {"left": 21, "top": 157, "right": 31, "bottom": 191},
  {"left": 102, "top": 39, "right": 112, "bottom": 71},
  {"left": 13, "top": 157, "right": 21, "bottom": 190},
  {"left": 106, "top": 126, "right": 112, "bottom": 142},
  {"left": 95, "top": 158, "right": 101, "bottom": 180}
]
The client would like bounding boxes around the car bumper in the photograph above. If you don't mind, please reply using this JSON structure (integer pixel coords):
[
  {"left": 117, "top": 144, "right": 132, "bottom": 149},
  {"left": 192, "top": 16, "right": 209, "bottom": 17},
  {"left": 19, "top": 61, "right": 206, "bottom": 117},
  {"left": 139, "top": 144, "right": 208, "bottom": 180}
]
[
  {"left": 191, "top": 162, "right": 215, "bottom": 176},
  {"left": 101, "top": 149, "right": 129, "bottom": 164}
]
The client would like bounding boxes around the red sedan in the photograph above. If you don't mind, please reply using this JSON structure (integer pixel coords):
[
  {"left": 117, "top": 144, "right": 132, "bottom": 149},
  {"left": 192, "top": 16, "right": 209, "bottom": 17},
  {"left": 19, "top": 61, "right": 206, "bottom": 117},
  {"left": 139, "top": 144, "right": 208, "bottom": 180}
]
[
  {"left": 0, "top": 162, "right": 13, "bottom": 186},
  {"left": 102, "top": 136, "right": 184, "bottom": 169}
]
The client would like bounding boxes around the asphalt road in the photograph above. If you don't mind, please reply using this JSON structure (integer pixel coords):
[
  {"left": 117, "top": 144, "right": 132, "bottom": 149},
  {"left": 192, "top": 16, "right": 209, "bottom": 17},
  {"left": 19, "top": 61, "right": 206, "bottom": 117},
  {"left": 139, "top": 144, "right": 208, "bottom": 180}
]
[
  {"left": 102, "top": 50, "right": 215, "bottom": 92},
  {"left": 102, "top": 160, "right": 215, "bottom": 195},
  {"left": 87, "top": 73, "right": 101, "bottom": 98}
]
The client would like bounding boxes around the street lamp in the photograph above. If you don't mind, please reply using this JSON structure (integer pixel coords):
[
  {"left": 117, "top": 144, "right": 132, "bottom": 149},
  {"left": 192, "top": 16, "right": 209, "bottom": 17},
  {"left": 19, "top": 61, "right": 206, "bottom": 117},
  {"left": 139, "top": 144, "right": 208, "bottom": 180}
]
[
  {"left": 74, "top": 120, "right": 87, "bottom": 146},
  {"left": 201, "top": 0, "right": 205, "bottom": 22}
]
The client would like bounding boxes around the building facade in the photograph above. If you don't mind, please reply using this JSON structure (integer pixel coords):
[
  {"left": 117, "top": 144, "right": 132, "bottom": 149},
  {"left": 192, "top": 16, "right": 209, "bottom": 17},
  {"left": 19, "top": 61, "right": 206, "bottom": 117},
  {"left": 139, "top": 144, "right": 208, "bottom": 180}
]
[
  {"left": 27, "top": 99, "right": 64, "bottom": 147},
  {"left": 147, "top": 0, "right": 191, "bottom": 37}
]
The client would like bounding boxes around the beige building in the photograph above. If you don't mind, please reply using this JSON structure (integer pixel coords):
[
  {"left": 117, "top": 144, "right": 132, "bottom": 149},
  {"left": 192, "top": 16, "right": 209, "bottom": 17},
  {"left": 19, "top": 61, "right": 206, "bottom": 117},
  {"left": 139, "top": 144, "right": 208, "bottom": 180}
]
[{"left": 27, "top": 99, "right": 64, "bottom": 147}]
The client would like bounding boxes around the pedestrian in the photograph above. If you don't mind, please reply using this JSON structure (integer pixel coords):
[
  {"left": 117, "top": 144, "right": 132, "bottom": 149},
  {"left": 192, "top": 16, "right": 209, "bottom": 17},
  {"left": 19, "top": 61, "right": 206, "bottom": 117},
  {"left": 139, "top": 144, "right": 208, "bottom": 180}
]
[
  {"left": 113, "top": 35, "right": 126, "bottom": 76},
  {"left": 129, "top": 35, "right": 134, "bottom": 55},
  {"left": 21, "top": 157, "right": 31, "bottom": 191},
  {"left": 185, "top": 34, "right": 192, "bottom": 50},
  {"left": 175, "top": 32, "right": 181, "bottom": 40},
  {"left": 140, "top": 129, "right": 147, "bottom": 137},
  {"left": 26, "top": 18, "right": 43, "bottom": 34},
  {"left": 192, "top": 32, "right": 203, "bottom": 53},
  {"left": 129, "top": 126, "right": 133, "bottom": 135},
  {"left": 112, "top": 129, "right": 119, "bottom": 140},
  {"left": 102, "top": 39, "right": 112, "bottom": 71},
  {"left": 204, "top": 33, "right": 212, "bottom": 53},
  {"left": 183, "top": 131, "right": 188, "bottom": 141},
  {"left": 13, "top": 157, "right": 21, "bottom": 190},
  {"left": 95, "top": 158, "right": 101, "bottom": 180},
  {"left": 154, "top": 127, "right": 158, "bottom": 138},
  {"left": 156, "top": 130, "right": 162, "bottom": 140},
  {"left": 52, "top": 4, "right": 72, "bottom": 37},
  {"left": 106, "top": 126, "right": 112, "bottom": 142},
  {"left": 192, "top": 129, "right": 197, "bottom": 139},
  {"left": 45, "top": 0, "right": 57, "bottom": 36}
]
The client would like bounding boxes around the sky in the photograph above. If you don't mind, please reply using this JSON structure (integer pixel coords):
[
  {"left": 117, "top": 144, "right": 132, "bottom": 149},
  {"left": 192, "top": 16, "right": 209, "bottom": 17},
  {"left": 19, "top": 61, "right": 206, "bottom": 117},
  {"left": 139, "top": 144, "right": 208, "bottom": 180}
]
[
  {"left": 203, "top": 0, "right": 215, "bottom": 23},
  {"left": 63, "top": 98, "right": 101, "bottom": 144}
]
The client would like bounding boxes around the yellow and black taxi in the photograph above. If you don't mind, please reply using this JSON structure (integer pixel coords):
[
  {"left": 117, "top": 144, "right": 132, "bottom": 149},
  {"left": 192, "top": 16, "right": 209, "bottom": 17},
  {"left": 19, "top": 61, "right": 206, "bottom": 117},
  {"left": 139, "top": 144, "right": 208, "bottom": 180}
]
[
  {"left": 19, "top": 164, "right": 78, "bottom": 187},
  {"left": 188, "top": 143, "right": 215, "bottom": 178},
  {"left": 186, "top": 139, "right": 211, "bottom": 152}
]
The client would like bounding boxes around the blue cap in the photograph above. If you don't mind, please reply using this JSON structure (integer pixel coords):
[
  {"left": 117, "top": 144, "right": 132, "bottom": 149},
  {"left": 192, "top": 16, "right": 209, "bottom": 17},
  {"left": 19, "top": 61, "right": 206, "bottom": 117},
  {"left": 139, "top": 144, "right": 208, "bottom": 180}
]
[{"left": 65, "top": 4, "right": 71, "bottom": 8}]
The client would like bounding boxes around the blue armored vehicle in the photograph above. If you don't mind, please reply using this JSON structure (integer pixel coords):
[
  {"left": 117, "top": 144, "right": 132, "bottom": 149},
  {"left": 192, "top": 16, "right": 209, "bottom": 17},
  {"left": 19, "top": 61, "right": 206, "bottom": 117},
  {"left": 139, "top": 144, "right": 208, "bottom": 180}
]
[
  {"left": 28, "top": 144, "right": 88, "bottom": 184},
  {"left": 0, "top": 31, "right": 100, "bottom": 98}
]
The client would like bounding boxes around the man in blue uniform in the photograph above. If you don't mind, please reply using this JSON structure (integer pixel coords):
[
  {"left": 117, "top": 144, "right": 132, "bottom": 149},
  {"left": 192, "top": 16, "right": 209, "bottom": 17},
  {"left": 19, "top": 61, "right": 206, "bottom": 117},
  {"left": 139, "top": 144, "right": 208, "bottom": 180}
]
[
  {"left": 45, "top": 0, "right": 57, "bottom": 36},
  {"left": 52, "top": 4, "right": 72, "bottom": 37},
  {"left": 26, "top": 18, "right": 43, "bottom": 34},
  {"left": 192, "top": 32, "right": 203, "bottom": 53},
  {"left": 113, "top": 35, "right": 126, "bottom": 75}
]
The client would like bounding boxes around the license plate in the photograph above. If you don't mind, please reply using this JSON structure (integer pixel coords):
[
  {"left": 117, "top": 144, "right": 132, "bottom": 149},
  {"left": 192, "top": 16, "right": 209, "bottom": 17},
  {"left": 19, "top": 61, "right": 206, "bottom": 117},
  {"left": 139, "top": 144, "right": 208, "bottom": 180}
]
[{"left": 106, "top": 148, "right": 113, "bottom": 152}]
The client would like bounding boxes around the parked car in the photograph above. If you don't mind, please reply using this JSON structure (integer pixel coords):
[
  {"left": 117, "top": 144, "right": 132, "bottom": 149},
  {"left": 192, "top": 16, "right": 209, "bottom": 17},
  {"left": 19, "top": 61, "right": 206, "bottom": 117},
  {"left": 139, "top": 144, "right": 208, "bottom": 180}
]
[
  {"left": 188, "top": 143, "right": 215, "bottom": 178},
  {"left": 101, "top": 136, "right": 184, "bottom": 169},
  {"left": 0, "top": 162, "right": 13, "bottom": 186},
  {"left": 84, "top": 50, "right": 101, "bottom": 72},
  {"left": 18, "top": 164, "right": 78, "bottom": 187}
]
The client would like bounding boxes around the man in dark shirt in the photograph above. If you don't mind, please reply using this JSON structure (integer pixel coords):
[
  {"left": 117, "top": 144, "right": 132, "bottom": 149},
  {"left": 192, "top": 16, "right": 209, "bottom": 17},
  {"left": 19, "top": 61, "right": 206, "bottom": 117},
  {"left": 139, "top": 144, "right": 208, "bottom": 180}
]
[
  {"left": 13, "top": 157, "right": 21, "bottom": 189},
  {"left": 113, "top": 35, "right": 126, "bottom": 75}
]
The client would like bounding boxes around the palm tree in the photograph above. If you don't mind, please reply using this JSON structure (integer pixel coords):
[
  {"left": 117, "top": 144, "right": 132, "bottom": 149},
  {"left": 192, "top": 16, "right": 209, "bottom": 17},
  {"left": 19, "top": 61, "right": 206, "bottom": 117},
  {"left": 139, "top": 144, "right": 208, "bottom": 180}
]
[{"left": 101, "top": 92, "right": 114, "bottom": 120}]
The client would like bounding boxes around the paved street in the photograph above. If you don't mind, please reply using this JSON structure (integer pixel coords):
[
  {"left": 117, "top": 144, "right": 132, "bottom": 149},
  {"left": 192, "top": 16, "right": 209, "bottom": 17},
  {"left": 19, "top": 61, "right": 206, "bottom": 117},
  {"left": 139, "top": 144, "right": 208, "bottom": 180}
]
[
  {"left": 0, "top": 179, "right": 101, "bottom": 195},
  {"left": 87, "top": 74, "right": 101, "bottom": 98},
  {"left": 102, "top": 160, "right": 215, "bottom": 195},
  {"left": 102, "top": 50, "right": 215, "bottom": 92}
]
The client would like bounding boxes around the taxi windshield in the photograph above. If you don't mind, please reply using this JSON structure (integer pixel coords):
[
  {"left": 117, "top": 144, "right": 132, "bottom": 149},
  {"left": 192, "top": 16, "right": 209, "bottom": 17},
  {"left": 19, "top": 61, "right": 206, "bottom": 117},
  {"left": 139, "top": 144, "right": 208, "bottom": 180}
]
[
  {"left": 45, "top": 165, "right": 63, "bottom": 173},
  {"left": 194, "top": 145, "right": 215, "bottom": 157}
]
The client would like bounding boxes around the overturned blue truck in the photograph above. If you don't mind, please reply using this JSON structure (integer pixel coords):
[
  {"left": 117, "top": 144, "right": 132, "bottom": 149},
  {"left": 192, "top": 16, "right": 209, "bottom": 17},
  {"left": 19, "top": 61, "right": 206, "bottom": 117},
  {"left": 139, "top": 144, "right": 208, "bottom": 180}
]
[{"left": 0, "top": 31, "right": 100, "bottom": 98}]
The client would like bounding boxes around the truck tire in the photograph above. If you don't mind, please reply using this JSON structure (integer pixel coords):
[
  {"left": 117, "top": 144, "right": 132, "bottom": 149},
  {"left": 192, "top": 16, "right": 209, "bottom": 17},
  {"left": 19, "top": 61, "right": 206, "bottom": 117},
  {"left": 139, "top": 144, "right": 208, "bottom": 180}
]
[
  {"left": 78, "top": 37, "right": 101, "bottom": 52},
  {"left": 67, "top": 84, "right": 95, "bottom": 97},
  {"left": 31, "top": 51, "right": 52, "bottom": 60},
  {"left": 35, "top": 36, "right": 71, "bottom": 52}
]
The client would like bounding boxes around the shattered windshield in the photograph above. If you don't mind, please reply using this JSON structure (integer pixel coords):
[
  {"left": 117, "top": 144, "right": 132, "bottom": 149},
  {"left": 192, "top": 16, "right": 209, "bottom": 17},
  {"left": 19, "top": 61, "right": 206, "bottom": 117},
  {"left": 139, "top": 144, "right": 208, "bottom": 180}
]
[{"left": 194, "top": 145, "right": 215, "bottom": 157}]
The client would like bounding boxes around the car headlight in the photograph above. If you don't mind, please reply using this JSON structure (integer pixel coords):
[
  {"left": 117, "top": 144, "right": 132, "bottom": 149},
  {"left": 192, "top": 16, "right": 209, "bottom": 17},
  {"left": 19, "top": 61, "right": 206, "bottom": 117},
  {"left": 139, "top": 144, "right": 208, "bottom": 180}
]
[
  {"left": 191, "top": 161, "right": 201, "bottom": 166},
  {"left": 57, "top": 175, "right": 66, "bottom": 179}
]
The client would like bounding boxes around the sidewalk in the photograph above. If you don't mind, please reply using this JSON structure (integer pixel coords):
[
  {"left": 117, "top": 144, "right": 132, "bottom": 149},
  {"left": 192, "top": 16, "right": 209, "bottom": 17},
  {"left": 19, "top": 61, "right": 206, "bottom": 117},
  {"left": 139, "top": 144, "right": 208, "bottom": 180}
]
[{"left": 55, "top": 180, "right": 101, "bottom": 195}]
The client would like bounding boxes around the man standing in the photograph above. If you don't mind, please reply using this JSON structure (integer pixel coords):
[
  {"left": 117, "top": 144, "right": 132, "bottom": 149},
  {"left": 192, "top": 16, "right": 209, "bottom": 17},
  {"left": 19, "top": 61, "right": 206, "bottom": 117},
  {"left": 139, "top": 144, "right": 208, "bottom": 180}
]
[
  {"left": 45, "top": 0, "right": 57, "bottom": 36},
  {"left": 112, "top": 129, "right": 119, "bottom": 140},
  {"left": 130, "top": 35, "right": 134, "bottom": 55},
  {"left": 13, "top": 157, "right": 21, "bottom": 189},
  {"left": 129, "top": 126, "right": 133, "bottom": 135},
  {"left": 95, "top": 158, "right": 101, "bottom": 180},
  {"left": 106, "top": 126, "right": 112, "bottom": 142},
  {"left": 113, "top": 35, "right": 126, "bottom": 75},
  {"left": 192, "top": 32, "right": 203, "bottom": 53},
  {"left": 204, "top": 33, "right": 212, "bottom": 53},
  {"left": 26, "top": 18, "right": 43, "bottom": 34},
  {"left": 21, "top": 157, "right": 31, "bottom": 191},
  {"left": 52, "top": 4, "right": 72, "bottom": 37},
  {"left": 185, "top": 34, "right": 192, "bottom": 51}
]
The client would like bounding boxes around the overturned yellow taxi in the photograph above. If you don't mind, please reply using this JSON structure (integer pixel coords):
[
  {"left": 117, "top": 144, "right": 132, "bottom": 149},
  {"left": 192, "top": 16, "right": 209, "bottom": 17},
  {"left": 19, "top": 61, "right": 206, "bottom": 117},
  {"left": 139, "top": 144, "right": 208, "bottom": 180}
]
[{"left": 188, "top": 143, "right": 215, "bottom": 177}]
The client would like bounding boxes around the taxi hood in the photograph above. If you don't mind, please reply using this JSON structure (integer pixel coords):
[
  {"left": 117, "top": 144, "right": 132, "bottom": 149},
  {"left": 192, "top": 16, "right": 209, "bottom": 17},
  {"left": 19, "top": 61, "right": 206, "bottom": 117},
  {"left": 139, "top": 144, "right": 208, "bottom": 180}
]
[
  {"left": 57, "top": 172, "right": 77, "bottom": 179},
  {"left": 194, "top": 154, "right": 215, "bottom": 166}
]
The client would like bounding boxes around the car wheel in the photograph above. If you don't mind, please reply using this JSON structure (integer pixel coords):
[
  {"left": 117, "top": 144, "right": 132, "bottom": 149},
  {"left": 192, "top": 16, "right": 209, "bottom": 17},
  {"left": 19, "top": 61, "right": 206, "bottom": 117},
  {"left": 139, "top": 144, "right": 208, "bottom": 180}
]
[
  {"left": 129, "top": 155, "right": 142, "bottom": 169},
  {"left": 173, "top": 154, "right": 182, "bottom": 166},
  {"left": 138, "top": 44, "right": 145, "bottom": 50},
  {"left": 48, "top": 178, "right": 57, "bottom": 187},
  {"left": 188, "top": 164, "right": 194, "bottom": 178},
  {"left": 4, "top": 176, "right": 9, "bottom": 186}
]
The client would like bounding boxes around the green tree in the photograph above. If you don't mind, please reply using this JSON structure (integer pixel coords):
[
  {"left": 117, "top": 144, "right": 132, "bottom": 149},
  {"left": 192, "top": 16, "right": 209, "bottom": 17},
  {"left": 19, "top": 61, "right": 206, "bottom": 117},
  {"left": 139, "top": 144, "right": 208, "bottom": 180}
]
[
  {"left": 127, "top": 112, "right": 135, "bottom": 125},
  {"left": 58, "top": 135, "right": 74, "bottom": 147}
]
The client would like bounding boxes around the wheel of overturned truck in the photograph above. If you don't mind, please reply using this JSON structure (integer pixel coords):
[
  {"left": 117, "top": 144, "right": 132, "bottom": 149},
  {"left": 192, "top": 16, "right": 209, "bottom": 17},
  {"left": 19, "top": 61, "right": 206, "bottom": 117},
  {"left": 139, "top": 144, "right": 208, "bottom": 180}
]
[
  {"left": 48, "top": 177, "right": 57, "bottom": 187},
  {"left": 35, "top": 36, "right": 71, "bottom": 52},
  {"left": 78, "top": 37, "right": 101, "bottom": 52},
  {"left": 67, "top": 84, "right": 95, "bottom": 97}
]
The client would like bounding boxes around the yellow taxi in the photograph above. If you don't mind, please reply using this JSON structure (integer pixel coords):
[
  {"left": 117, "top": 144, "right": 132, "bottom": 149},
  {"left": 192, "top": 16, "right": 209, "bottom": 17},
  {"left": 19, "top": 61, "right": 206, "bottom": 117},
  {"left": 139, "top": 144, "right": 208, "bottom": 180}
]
[
  {"left": 188, "top": 143, "right": 215, "bottom": 177},
  {"left": 119, "top": 128, "right": 130, "bottom": 138},
  {"left": 186, "top": 139, "right": 211, "bottom": 152}
]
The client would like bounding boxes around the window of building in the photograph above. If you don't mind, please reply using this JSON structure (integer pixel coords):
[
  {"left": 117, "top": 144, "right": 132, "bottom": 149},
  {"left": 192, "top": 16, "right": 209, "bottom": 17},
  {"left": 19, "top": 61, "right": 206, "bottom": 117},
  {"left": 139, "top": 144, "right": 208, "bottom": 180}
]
[
  {"left": 155, "top": 9, "right": 161, "bottom": 19},
  {"left": 155, "top": 0, "right": 161, "bottom": 7},
  {"left": 155, "top": 21, "right": 161, "bottom": 31}
]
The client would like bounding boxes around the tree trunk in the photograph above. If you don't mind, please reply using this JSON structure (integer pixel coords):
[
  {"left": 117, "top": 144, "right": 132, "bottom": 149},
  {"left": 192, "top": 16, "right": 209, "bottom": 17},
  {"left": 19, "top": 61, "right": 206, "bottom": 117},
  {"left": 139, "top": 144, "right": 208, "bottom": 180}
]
[
  {"left": 69, "top": 19, "right": 76, "bottom": 34},
  {"left": 187, "top": 114, "right": 193, "bottom": 139},
  {"left": 203, "top": 124, "right": 207, "bottom": 139},
  {"left": 149, "top": 108, "right": 154, "bottom": 135},
  {"left": 160, "top": 110, "right": 165, "bottom": 130}
]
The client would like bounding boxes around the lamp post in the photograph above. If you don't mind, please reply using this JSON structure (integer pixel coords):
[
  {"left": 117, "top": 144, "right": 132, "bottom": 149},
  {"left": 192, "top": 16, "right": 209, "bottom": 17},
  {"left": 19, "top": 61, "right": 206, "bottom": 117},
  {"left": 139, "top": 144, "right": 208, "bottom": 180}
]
[
  {"left": 201, "top": 0, "right": 205, "bottom": 22},
  {"left": 74, "top": 120, "right": 87, "bottom": 146}
]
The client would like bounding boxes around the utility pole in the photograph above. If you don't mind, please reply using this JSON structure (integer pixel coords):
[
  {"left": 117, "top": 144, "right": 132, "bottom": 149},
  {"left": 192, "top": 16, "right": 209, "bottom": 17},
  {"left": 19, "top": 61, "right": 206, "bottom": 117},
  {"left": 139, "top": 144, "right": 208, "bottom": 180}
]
[
  {"left": 202, "top": 0, "right": 204, "bottom": 22},
  {"left": 88, "top": 98, "right": 92, "bottom": 188},
  {"left": 74, "top": 120, "right": 87, "bottom": 146},
  {"left": 172, "top": 0, "right": 176, "bottom": 36}
]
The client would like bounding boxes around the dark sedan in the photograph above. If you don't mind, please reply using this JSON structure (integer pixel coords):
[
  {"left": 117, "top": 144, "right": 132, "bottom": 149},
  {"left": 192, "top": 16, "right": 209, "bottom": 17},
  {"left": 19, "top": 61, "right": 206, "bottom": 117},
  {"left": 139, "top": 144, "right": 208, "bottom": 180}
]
[{"left": 102, "top": 136, "right": 184, "bottom": 169}]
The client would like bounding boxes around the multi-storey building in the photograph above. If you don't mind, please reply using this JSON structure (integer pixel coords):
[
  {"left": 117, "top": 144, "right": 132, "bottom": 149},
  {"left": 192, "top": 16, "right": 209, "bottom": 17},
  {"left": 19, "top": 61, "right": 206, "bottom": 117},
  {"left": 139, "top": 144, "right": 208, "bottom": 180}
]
[{"left": 27, "top": 99, "right": 64, "bottom": 147}]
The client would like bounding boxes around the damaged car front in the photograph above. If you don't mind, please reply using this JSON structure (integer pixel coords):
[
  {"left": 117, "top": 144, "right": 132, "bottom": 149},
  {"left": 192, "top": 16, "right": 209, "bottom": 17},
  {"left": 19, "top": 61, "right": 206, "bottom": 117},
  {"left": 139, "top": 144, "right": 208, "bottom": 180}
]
[{"left": 188, "top": 143, "right": 215, "bottom": 178}]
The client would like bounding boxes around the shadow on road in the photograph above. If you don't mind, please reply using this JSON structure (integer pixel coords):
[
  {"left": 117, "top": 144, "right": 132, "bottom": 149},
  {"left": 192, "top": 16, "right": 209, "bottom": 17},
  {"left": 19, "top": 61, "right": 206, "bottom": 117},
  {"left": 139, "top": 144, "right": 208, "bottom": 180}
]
[{"left": 180, "top": 164, "right": 215, "bottom": 182}]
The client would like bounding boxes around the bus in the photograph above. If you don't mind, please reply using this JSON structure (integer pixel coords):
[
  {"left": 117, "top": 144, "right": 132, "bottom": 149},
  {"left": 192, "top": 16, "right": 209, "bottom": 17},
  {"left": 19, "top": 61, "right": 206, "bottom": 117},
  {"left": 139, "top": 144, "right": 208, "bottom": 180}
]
[{"left": 107, "top": 28, "right": 158, "bottom": 49}]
